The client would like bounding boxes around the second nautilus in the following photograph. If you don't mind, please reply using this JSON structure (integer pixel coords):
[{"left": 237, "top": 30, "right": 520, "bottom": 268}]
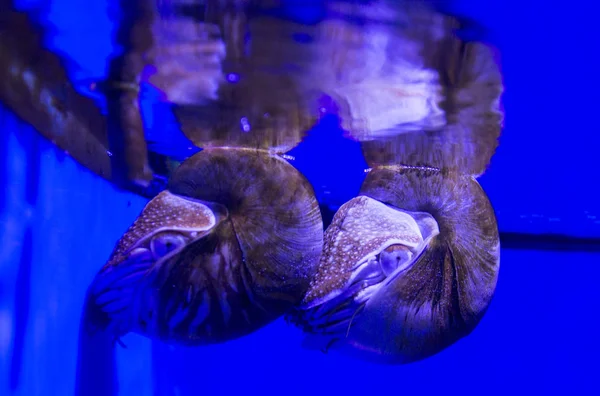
[{"left": 289, "top": 165, "right": 501, "bottom": 364}]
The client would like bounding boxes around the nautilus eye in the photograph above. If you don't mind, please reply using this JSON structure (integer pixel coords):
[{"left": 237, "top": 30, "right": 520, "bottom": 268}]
[
  {"left": 150, "top": 233, "right": 187, "bottom": 259},
  {"left": 290, "top": 166, "right": 500, "bottom": 364},
  {"left": 379, "top": 245, "right": 414, "bottom": 277},
  {"left": 85, "top": 147, "right": 323, "bottom": 344}
]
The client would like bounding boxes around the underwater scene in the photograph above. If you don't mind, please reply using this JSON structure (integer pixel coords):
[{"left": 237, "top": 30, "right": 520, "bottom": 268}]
[{"left": 1, "top": 0, "right": 599, "bottom": 395}]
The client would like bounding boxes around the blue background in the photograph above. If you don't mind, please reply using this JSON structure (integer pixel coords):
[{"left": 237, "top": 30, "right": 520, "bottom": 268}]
[{"left": 1, "top": 1, "right": 599, "bottom": 395}]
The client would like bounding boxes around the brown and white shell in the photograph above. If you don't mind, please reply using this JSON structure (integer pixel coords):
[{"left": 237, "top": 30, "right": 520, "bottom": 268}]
[
  {"left": 85, "top": 147, "right": 323, "bottom": 344},
  {"left": 291, "top": 165, "right": 500, "bottom": 364}
]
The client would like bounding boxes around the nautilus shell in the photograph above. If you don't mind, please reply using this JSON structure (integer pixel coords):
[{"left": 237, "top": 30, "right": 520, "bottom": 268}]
[
  {"left": 291, "top": 166, "right": 500, "bottom": 364},
  {"left": 85, "top": 147, "right": 323, "bottom": 344},
  {"left": 283, "top": 0, "right": 503, "bottom": 364}
]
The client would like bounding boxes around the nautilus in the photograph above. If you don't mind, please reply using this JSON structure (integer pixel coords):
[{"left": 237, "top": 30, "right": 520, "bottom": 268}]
[
  {"left": 283, "top": 0, "right": 503, "bottom": 364},
  {"left": 84, "top": 147, "right": 323, "bottom": 344},
  {"left": 290, "top": 166, "right": 500, "bottom": 364}
]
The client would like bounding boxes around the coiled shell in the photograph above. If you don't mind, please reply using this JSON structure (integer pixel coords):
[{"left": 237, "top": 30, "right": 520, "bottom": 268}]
[
  {"left": 86, "top": 148, "right": 323, "bottom": 344},
  {"left": 292, "top": 166, "right": 500, "bottom": 364}
]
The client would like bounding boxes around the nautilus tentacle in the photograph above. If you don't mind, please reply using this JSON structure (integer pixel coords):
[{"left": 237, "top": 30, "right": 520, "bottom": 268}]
[
  {"left": 86, "top": 147, "right": 323, "bottom": 344},
  {"left": 291, "top": 166, "right": 500, "bottom": 364}
]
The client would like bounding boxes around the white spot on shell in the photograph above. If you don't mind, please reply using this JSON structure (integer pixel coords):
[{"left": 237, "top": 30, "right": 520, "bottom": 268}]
[{"left": 23, "top": 70, "right": 35, "bottom": 91}]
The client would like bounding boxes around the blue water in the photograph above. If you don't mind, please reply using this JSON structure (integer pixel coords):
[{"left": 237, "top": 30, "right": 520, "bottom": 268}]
[{"left": 1, "top": 1, "right": 600, "bottom": 395}]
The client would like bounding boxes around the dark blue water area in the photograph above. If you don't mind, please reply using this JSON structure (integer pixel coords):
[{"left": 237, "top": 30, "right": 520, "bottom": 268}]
[
  {"left": 468, "top": 1, "right": 600, "bottom": 239},
  {"left": 139, "top": 84, "right": 201, "bottom": 161},
  {"left": 287, "top": 114, "right": 368, "bottom": 208}
]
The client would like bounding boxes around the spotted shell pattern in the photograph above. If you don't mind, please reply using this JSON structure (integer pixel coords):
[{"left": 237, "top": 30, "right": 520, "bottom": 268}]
[
  {"left": 105, "top": 191, "right": 218, "bottom": 268},
  {"left": 303, "top": 195, "right": 425, "bottom": 307}
]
